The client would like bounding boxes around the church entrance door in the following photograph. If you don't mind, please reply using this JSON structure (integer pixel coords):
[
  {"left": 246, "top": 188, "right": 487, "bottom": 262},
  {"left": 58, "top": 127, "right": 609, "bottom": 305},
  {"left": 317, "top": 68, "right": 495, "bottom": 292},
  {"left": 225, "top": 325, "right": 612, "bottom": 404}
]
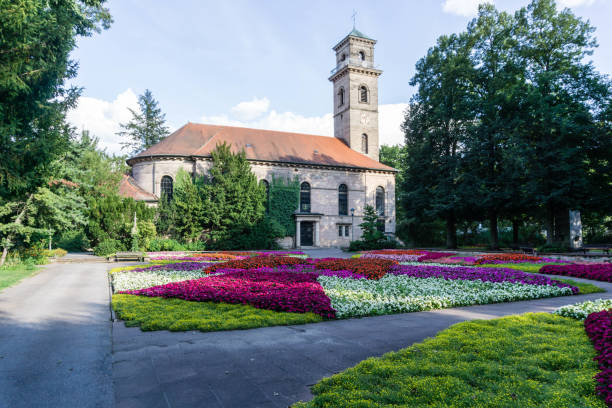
[{"left": 300, "top": 221, "right": 314, "bottom": 246}]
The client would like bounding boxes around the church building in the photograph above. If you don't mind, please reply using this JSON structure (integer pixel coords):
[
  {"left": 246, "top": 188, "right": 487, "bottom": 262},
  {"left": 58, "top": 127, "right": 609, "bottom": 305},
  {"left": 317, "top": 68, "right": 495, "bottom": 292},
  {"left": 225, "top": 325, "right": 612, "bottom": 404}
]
[{"left": 121, "top": 29, "right": 397, "bottom": 248}]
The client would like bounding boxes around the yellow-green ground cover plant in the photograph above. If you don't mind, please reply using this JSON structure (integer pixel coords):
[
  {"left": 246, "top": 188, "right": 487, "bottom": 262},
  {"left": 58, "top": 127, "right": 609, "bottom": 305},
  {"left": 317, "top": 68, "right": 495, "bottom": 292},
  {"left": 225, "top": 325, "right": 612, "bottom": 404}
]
[
  {"left": 112, "top": 294, "right": 323, "bottom": 332},
  {"left": 294, "top": 313, "right": 604, "bottom": 408}
]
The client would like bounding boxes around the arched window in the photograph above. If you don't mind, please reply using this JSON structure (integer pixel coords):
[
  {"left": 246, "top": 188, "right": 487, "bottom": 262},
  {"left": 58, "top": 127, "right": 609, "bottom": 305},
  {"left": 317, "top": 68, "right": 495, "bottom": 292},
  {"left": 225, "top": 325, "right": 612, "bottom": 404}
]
[
  {"left": 161, "top": 176, "right": 173, "bottom": 201},
  {"left": 376, "top": 186, "right": 385, "bottom": 216},
  {"left": 300, "top": 182, "right": 311, "bottom": 213},
  {"left": 361, "top": 134, "right": 368, "bottom": 154},
  {"left": 338, "top": 184, "right": 348, "bottom": 215},
  {"left": 338, "top": 87, "right": 345, "bottom": 107},
  {"left": 359, "top": 85, "right": 368, "bottom": 103},
  {"left": 341, "top": 53, "right": 347, "bottom": 61},
  {"left": 359, "top": 51, "right": 365, "bottom": 61},
  {"left": 261, "top": 179, "right": 270, "bottom": 211}
]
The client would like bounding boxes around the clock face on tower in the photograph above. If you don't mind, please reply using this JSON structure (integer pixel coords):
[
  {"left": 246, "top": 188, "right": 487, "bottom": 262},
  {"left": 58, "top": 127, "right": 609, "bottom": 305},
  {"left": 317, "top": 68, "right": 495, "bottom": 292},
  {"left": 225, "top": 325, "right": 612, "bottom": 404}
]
[{"left": 360, "top": 113, "right": 370, "bottom": 127}]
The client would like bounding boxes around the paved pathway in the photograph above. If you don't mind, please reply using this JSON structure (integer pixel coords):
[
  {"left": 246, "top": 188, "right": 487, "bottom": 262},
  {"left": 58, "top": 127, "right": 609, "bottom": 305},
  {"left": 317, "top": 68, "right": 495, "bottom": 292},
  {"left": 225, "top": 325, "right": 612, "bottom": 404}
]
[
  {"left": 0, "top": 262, "right": 113, "bottom": 408},
  {"left": 113, "top": 274, "right": 612, "bottom": 408}
]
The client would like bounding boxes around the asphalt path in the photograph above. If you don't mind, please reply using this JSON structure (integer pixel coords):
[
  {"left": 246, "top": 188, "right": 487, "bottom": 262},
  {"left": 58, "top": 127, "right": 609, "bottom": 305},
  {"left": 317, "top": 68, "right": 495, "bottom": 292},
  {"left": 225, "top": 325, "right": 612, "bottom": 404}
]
[{"left": 0, "top": 262, "right": 113, "bottom": 408}]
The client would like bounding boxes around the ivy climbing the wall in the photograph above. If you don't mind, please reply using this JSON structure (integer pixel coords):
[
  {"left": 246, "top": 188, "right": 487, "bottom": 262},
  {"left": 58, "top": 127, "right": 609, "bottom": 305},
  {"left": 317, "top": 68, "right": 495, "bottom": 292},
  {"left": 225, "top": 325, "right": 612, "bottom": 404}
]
[{"left": 268, "top": 176, "right": 299, "bottom": 237}]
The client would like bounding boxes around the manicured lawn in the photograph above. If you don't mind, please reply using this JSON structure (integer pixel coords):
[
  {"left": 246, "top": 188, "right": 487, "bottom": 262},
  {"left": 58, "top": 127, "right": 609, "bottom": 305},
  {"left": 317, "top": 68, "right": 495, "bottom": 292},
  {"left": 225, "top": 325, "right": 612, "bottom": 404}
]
[
  {"left": 294, "top": 313, "right": 604, "bottom": 408},
  {"left": 112, "top": 294, "right": 323, "bottom": 332},
  {"left": 0, "top": 263, "right": 39, "bottom": 291},
  {"left": 477, "top": 263, "right": 605, "bottom": 294},
  {"left": 554, "top": 278, "right": 604, "bottom": 295}
]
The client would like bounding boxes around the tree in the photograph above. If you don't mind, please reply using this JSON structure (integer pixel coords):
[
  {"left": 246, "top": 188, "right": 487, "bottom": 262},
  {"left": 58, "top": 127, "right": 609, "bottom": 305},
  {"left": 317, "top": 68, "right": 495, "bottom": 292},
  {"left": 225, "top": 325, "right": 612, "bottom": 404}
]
[
  {"left": 202, "top": 143, "right": 266, "bottom": 242},
  {"left": 168, "top": 169, "right": 206, "bottom": 242},
  {"left": 359, "top": 205, "right": 385, "bottom": 246},
  {"left": 402, "top": 33, "right": 475, "bottom": 249},
  {"left": 118, "top": 89, "right": 169, "bottom": 154},
  {"left": 462, "top": 4, "right": 524, "bottom": 249},
  {"left": 514, "top": 0, "right": 612, "bottom": 245},
  {"left": 0, "top": 1, "right": 111, "bottom": 200}
]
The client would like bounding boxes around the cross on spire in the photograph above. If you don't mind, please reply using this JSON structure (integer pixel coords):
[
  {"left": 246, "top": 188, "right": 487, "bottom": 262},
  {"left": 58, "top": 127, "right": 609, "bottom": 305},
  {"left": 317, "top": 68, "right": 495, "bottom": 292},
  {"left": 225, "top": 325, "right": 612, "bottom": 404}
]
[{"left": 352, "top": 9, "right": 357, "bottom": 29}]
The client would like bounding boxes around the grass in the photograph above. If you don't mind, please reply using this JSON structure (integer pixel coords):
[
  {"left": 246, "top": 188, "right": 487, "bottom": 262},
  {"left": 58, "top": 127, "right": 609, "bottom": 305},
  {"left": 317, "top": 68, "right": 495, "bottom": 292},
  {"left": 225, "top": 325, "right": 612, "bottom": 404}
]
[
  {"left": 294, "top": 313, "right": 604, "bottom": 408},
  {"left": 477, "top": 263, "right": 605, "bottom": 294},
  {"left": 112, "top": 294, "right": 323, "bottom": 332},
  {"left": 0, "top": 262, "right": 39, "bottom": 291}
]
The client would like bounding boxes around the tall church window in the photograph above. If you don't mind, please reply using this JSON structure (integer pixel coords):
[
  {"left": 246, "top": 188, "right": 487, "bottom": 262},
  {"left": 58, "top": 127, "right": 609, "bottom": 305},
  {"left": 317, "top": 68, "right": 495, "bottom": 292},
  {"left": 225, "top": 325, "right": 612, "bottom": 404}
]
[
  {"left": 338, "top": 87, "right": 345, "bottom": 107},
  {"left": 300, "top": 182, "right": 311, "bottom": 213},
  {"left": 359, "top": 85, "right": 368, "bottom": 103},
  {"left": 376, "top": 186, "right": 385, "bottom": 216},
  {"left": 338, "top": 184, "right": 348, "bottom": 215},
  {"left": 261, "top": 179, "right": 270, "bottom": 211},
  {"left": 161, "top": 176, "right": 173, "bottom": 201},
  {"left": 361, "top": 134, "right": 368, "bottom": 154},
  {"left": 359, "top": 51, "right": 365, "bottom": 61}
]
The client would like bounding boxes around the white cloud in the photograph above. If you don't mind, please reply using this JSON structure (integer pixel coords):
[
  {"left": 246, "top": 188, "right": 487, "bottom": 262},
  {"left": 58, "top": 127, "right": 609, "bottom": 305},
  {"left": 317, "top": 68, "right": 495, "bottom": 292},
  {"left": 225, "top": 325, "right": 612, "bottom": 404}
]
[
  {"left": 230, "top": 97, "right": 270, "bottom": 121},
  {"left": 558, "top": 0, "right": 596, "bottom": 7},
  {"left": 67, "top": 89, "right": 139, "bottom": 154},
  {"left": 202, "top": 99, "right": 409, "bottom": 146},
  {"left": 67, "top": 90, "right": 409, "bottom": 158},
  {"left": 442, "top": 0, "right": 494, "bottom": 16}
]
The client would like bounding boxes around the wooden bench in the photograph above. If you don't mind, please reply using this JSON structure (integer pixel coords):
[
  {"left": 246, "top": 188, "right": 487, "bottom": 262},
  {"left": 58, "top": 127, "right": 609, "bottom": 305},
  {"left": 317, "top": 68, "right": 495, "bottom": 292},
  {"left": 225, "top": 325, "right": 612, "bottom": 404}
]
[
  {"left": 579, "top": 244, "right": 611, "bottom": 255},
  {"left": 114, "top": 251, "right": 145, "bottom": 262}
]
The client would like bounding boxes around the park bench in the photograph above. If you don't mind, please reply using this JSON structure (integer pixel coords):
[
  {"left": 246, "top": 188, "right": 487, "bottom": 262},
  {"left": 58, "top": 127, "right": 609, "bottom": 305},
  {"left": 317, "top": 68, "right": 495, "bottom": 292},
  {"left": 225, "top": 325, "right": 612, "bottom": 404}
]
[
  {"left": 579, "top": 244, "right": 611, "bottom": 255},
  {"left": 113, "top": 251, "right": 145, "bottom": 262},
  {"left": 512, "top": 244, "right": 537, "bottom": 255}
]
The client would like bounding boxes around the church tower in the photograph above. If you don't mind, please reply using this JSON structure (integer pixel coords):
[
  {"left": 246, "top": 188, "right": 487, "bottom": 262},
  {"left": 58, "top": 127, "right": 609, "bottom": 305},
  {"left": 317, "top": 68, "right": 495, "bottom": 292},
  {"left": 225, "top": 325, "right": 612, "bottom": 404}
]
[{"left": 329, "top": 28, "right": 382, "bottom": 161}]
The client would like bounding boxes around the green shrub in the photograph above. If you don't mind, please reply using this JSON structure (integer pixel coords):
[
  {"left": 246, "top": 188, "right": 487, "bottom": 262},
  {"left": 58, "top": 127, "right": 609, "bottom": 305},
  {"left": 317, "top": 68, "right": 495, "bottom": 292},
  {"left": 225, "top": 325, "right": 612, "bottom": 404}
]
[
  {"left": 56, "top": 230, "right": 90, "bottom": 251},
  {"left": 146, "top": 238, "right": 185, "bottom": 252},
  {"left": 537, "top": 244, "right": 572, "bottom": 253},
  {"left": 184, "top": 241, "right": 207, "bottom": 251},
  {"left": 208, "top": 216, "right": 284, "bottom": 250},
  {"left": 19, "top": 245, "right": 49, "bottom": 264},
  {"left": 348, "top": 238, "right": 399, "bottom": 252},
  {"left": 44, "top": 248, "right": 67, "bottom": 258},
  {"left": 94, "top": 238, "right": 123, "bottom": 256}
]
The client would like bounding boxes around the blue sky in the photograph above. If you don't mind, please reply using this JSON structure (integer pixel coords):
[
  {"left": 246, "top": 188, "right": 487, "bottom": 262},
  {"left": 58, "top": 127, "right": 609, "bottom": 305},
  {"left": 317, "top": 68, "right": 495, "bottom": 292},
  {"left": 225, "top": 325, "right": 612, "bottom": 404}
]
[{"left": 67, "top": 0, "right": 612, "bottom": 154}]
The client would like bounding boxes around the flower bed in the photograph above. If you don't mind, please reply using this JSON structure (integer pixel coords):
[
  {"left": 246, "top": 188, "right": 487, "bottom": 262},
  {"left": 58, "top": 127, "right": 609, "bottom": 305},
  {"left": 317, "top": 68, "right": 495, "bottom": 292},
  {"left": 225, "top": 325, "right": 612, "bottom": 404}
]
[
  {"left": 206, "top": 255, "right": 307, "bottom": 273},
  {"left": 112, "top": 270, "right": 211, "bottom": 292},
  {"left": 360, "top": 250, "right": 455, "bottom": 262},
  {"left": 127, "top": 262, "right": 213, "bottom": 274},
  {"left": 584, "top": 310, "right": 612, "bottom": 405},
  {"left": 390, "top": 265, "right": 578, "bottom": 293},
  {"left": 314, "top": 258, "right": 397, "bottom": 280},
  {"left": 318, "top": 274, "right": 573, "bottom": 318},
  {"left": 474, "top": 253, "right": 562, "bottom": 264},
  {"left": 540, "top": 263, "right": 612, "bottom": 282},
  {"left": 121, "top": 269, "right": 336, "bottom": 318},
  {"left": 555, "top": 299, "right": 612, "bottom": 321}
]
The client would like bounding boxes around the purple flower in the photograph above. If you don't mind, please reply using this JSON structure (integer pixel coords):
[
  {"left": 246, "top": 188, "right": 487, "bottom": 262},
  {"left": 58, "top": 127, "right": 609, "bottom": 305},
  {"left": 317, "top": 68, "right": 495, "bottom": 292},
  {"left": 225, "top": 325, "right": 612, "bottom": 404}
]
[{"left": 388, "top": 264, "right": 578, "bottom": 293}]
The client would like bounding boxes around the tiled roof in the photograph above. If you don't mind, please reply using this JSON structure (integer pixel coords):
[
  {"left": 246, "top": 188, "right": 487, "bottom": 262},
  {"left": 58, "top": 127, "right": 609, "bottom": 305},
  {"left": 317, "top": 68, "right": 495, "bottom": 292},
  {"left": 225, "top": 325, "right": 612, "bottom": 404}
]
[
  {"left": 128, "top": 123, "right": 395, "bottom": 172},
  {"left": 118, "top": 175, "right": 158, "bottom": 201}
]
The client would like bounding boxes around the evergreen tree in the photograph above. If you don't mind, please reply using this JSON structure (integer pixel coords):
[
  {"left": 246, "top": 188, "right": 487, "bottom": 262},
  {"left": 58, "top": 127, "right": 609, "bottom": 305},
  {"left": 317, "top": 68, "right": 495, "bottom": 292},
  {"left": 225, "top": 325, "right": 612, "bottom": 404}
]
[
  {"left": 118, "top": 89, "right": 169, "bottom": 154},
  {"left": 0, "top": 1, "right": 111, "bottom": 200},
  {"left": 359, "top": 205, "right": 385, "bottom": 245},
  {"left": 169, "top": 169, "right": 206, "bottom": 242},
  {"left": 202, "top": 143, "right": 266, "bottom": 242}
]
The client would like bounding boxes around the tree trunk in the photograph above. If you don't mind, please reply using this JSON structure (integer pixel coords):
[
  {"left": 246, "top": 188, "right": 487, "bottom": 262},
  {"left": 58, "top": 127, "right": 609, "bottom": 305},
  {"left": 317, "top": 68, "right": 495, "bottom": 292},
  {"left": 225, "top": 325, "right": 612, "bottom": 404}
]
[
  {"left": 512, "top": 219, "right": 519, "bottom": 246},
  {"left": 0, "top": 194, "right": 34, "bottom": 268},
  {"left": 445, "top": 212, "right": 457, "bottom": 249},
  {"left": 545, "top": 203, "right": 555, "bottom": 245},
  {"left": 489, "top": 212, "right": 499, "bottom": 250}
]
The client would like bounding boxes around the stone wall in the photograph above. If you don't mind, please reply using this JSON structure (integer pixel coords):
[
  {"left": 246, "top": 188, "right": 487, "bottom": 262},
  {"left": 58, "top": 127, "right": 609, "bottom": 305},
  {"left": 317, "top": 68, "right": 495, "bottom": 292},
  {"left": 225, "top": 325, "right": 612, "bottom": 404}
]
[{"left": 130, "top": 157, "right": 396, "bottom": 248}]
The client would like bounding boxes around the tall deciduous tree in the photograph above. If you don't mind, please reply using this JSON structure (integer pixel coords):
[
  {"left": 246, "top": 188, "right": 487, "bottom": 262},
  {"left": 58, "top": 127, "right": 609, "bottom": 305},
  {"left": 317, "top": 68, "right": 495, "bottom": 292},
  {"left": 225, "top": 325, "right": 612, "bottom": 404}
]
[
  {"left": 402, "top": 33, "right": 475, "bottom": 249},
  {"left": 118, "top": 89, "right": 169, "bottom": 154},
  {"left": 515, "top": 0, "right": 611, "bottom": 244}
]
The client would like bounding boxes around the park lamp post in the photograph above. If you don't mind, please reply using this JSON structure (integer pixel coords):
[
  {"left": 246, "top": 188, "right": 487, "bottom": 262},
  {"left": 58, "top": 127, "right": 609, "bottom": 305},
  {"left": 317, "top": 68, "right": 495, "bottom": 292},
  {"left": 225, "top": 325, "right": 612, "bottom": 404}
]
[{"left": 350, "top": 208, "right": 355, "bottom": 240}]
